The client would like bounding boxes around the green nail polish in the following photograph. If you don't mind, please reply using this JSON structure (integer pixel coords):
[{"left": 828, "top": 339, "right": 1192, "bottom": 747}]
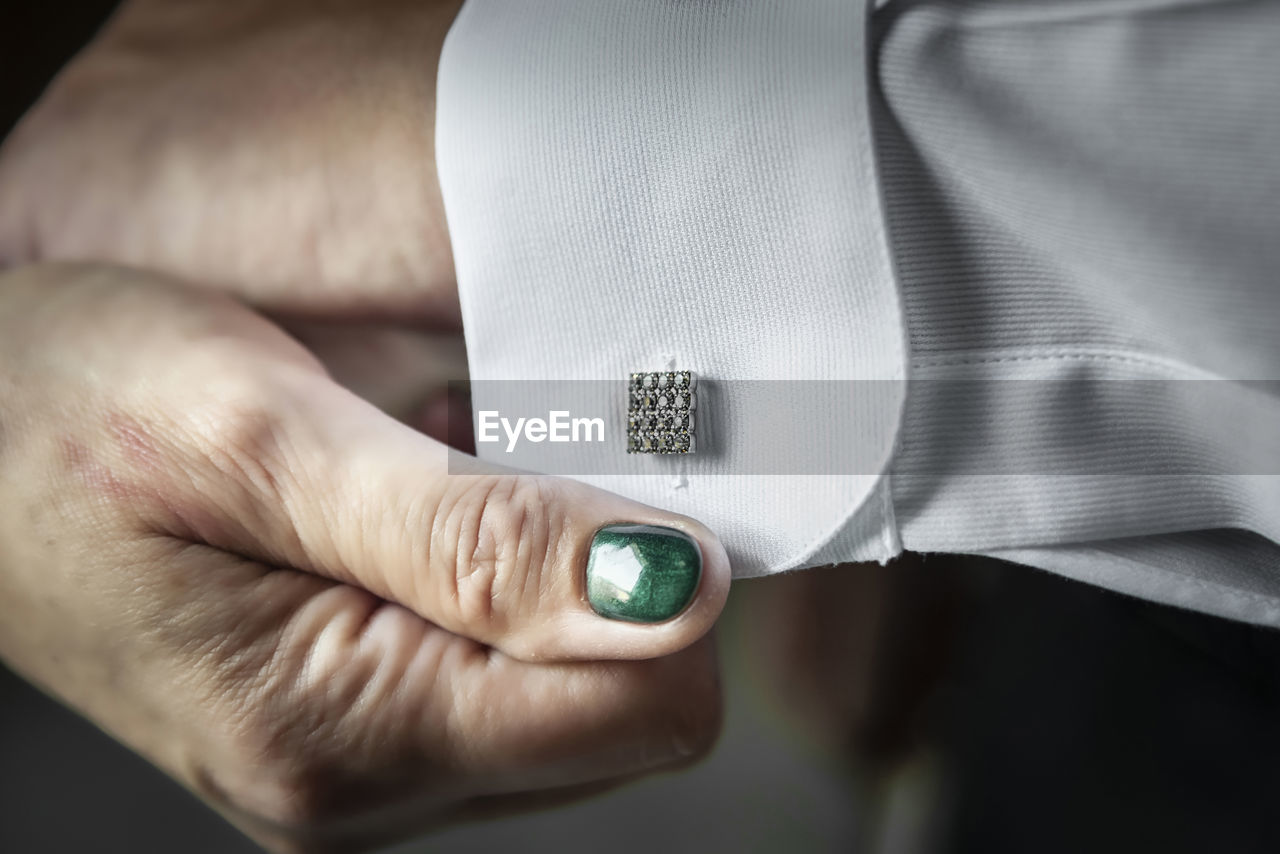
[{"left": 586, "top": 524, "right": 702, "bottom": 623}]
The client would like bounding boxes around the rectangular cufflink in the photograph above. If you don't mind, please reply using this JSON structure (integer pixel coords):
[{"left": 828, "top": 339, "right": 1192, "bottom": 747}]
[{"left": 627, "top": 371, "right": 696, "bottom": 454}]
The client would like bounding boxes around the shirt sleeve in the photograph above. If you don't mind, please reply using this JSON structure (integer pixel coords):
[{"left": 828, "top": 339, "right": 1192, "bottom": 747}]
[
  {"left": 435, "top": 0, "right": 909, "bottom": 576},
  {"left": 435, "top": 0, "right": 1280, "bottom": 626},
  {"left": 873, "top": 0, "right": 1280, "bottom": 625}
]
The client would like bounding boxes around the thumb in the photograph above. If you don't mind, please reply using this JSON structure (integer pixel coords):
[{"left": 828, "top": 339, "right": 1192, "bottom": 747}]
[{"left": 158, "top": 363, "right": 732, "bottom": 663}]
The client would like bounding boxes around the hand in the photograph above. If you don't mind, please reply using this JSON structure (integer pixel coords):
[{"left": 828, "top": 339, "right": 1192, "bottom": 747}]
[
  {"left": 0, "top": 264, "right": 731, "bottom": 852},
  {"left": 0, "top": 0, "right": 476, "bottom": 468},
  {"left": 0, "top": 0, "right": 462, "bottom": 324}
]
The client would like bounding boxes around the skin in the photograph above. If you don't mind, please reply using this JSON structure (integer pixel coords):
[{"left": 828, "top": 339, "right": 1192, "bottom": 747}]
[
  {"left": 0, "top": 2, "right": 733, "bottom": 852},
  {"left": 0, "top": 0, "right": 461, "bottom": 323}
]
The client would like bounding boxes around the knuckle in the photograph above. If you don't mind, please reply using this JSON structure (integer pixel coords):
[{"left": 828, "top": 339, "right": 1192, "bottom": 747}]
[
  {"left": 148, "top": 354, "right": 315, "bottom": 551},
  {"left": 184, "top": 366, "right": 297, "bottom": 509},
  {"left": 441, "top": 475, "right": 561, "bottom": 633}
]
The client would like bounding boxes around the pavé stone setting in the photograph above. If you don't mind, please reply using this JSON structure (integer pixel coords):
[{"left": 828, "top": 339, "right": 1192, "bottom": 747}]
[{"left": 628, "top": 370, "right": 696, "bottom": 454}]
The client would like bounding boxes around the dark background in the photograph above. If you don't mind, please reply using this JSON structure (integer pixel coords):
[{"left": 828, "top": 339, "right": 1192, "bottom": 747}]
[{"left": 5, "top": 3, "right": 1280, "bottom": 853}]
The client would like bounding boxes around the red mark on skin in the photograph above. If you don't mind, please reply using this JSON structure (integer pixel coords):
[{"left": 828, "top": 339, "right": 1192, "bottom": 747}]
[
  {"left": 61, "top": 414, "right": 232, "bottom": 547},
  {"left": 65, "top": 413, "right": 171, "bottom": 510},
  {"left": 60, "top": 436, "right": 148, "bottom": 506},
  {"left": 106, "top": 412, "right": 164, "bottom": 477}
]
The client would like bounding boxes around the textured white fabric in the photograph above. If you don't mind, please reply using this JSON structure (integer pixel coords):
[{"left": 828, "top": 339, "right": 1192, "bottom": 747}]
[
  {"left": 436, "top": 0, "right": 906, "bottom": 576},
  {"left": 874, "top": 0, "right": 1280, "bottom": 624},
  {"left": 436, "top": 0, "right": 1280, "bottom": 625}
]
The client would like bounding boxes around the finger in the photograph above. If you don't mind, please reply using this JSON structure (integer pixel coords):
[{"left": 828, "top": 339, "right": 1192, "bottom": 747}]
[
  {"left": 172, "top": 549, "right": 722, "bottom": 850},
  {"left": 0, "top": 264, "right": 723, "bottom": 854},
  {"left": 124, "top": 323, "right": 731, "bottom": 662}
]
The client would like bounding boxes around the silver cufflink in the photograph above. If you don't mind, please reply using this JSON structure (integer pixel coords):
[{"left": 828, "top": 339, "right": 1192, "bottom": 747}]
[{"left": 628, "top": 371, "right": 697, "bottom": 454}]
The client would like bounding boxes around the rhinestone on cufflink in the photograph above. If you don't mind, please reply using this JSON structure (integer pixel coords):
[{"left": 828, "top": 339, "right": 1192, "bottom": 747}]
[{"left": 627, "top": 371, "right": 696, "bottom": 454}]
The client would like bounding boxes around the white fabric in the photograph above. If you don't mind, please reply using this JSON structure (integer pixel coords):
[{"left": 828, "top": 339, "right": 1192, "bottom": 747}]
[
  {"left": 872, "top": 0, "right": 1280, "bottom": 626},
  {"left": 436, "top": 0, "right": 906, "bottom": 576},
  {"left": 436, "top": 0, "right": 1280, "bottom": 626}
]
